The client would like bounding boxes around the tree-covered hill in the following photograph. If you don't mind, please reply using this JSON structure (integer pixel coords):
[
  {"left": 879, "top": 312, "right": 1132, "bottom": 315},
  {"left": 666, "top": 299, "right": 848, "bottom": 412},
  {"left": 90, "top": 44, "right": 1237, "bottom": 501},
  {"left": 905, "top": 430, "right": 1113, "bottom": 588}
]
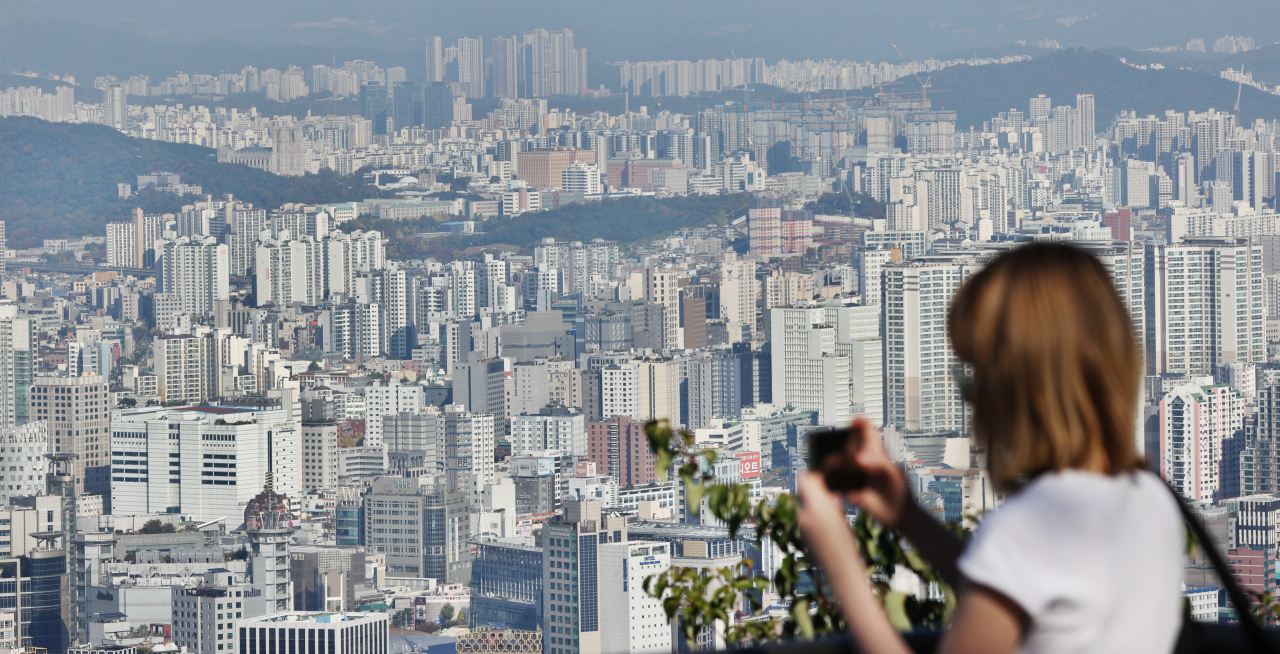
[
  {"left": 340, "top": 194, "right": 757, "bottom": 262},
  {"left": 928, "top": 49, "right": 1280, "bottom": 130},
  {"left": 0, "top": 116, "right": 387, "bottom": 247}
]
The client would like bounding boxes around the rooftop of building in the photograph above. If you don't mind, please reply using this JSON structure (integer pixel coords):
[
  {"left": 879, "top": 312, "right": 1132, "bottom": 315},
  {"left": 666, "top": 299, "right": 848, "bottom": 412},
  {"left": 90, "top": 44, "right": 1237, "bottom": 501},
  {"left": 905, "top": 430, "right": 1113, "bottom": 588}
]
[
  {"left": 246, "top": 611, "right": 386, "bottom": 624},
  {"left": 176, "top": 406, "right": 253, "bottom": 415}
]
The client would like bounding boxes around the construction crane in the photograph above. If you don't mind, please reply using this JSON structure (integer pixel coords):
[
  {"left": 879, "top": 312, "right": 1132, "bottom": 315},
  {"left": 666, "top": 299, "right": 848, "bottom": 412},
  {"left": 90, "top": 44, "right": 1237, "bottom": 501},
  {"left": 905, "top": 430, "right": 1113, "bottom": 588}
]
[
  {"left": 893, "top": 43, "right": 933, "bottom": 106},
  {"left": 1234, "top": 65, "right": 1246, "bottom": 121}
]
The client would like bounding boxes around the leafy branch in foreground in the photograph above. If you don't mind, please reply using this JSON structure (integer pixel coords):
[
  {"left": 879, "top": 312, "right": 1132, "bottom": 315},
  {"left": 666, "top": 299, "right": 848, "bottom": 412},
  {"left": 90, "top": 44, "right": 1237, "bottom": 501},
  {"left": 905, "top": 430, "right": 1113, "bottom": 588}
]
[{"left": 642, "top": 419, "right": 954, "bottom": 648}]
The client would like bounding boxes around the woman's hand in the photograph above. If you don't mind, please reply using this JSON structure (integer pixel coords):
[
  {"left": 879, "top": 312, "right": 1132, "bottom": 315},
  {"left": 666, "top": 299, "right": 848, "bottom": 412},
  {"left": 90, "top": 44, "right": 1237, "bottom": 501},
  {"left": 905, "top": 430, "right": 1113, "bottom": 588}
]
[
  {"left": 796, "top": 470, "right": 862, "bottom": 570},
  {"left": 840, "top": 417, "right": 912, "bottom": 529}
]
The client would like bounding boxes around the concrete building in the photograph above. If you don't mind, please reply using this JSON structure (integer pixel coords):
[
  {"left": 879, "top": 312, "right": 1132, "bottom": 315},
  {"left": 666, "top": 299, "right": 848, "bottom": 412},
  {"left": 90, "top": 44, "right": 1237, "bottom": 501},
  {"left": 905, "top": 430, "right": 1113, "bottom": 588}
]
[
  {"left": 0, "top": 421, "right": 49, "bottom": 506},
  {"left": 599, "top": 542, "right": 673, "bottom": 654},
  {"left": 510, "top": 407, "right": 586, "bottom": 457},
  {"left": 883, "top": 255, "right": 985, "bottom": 432},
  {"left": 586, "top": 417, "right": 656, "bottom": 487},
  {"left": 541, "top": 500, "right": 629, "bottom": 654},
  {"left": 515, "top": 149, "right": 597, "bottom": 189},
  {"left": 469, "top": 537, "right": 542, "bottom": 631},
  {"left": 300, "top": 423, "right": 339, "bottom": 491},
  {"left": 1160, "top": 379, "right": 1245, "bottom": 502},
  {"left": 363, "top": 380, "right": 423, "bottom": 450},
  {"left": 153, "top": 333, "right": 216, "bottom": 405},
  {"left": 361, "top": 476, "right": 473, "bottom": 583},
  {"left": 1147, "top": 237, "right": 1265, "bottom": 376},
  {"left": 235, "top": 611, "right": 388, "bottom": 654},
  {"left": 109, "top": 406, "right": 300, "bottom": 522},
  {"left": 32, "top": 374, "right": 111, "bottom": 498},
  {"left": 157, "top": 237, "right": 230, "bottom": 316}
]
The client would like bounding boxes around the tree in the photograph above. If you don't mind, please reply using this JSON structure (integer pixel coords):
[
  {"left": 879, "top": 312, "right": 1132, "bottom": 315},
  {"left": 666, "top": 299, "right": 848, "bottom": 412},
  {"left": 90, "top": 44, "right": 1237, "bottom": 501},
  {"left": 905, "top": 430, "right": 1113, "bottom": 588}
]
[
  {"left": 391, "top": 608, "right": 414, "bottom": 628},
  {"left": 118, "top": 397, "right": 137, "bottom": 408},
  {"left": 642, "top": 420, "right": 953, "bottom": 648},
  {"left": 161, "top": 523, "right": 177, "bottom": 533},
  {"left": 455, "top": 609, "right": 467, "bottom": 625},
  {"left": 139, "top": 518, "right": 165, "bottom": 534},
  {"left": 307, "top": 360, "right": 321, "bottom": 372},
  {"left": 439, "top": 602, "right": 455, "bottom": 623}
]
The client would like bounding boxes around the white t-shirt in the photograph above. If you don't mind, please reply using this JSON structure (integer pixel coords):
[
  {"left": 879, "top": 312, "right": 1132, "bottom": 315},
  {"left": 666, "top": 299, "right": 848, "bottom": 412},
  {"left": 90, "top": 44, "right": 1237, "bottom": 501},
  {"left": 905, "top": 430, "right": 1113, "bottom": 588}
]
[{"left": 956, "top": 469, "right": 1183, "bottom": 654}]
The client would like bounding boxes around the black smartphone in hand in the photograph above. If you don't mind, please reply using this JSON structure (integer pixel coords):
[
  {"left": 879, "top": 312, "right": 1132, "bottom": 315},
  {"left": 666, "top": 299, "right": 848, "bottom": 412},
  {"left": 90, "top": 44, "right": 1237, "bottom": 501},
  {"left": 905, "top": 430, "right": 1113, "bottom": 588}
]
[{"left": 808, "top": 427, "right": 867, "bottom": 491}]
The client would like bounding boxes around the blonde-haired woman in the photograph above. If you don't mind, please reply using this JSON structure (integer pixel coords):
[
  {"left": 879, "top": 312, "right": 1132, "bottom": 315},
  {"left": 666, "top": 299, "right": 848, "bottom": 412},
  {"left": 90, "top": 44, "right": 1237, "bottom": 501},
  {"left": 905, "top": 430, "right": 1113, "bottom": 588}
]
[{"left": 798, "top": 243, "right": 1183, "bottom": 653}]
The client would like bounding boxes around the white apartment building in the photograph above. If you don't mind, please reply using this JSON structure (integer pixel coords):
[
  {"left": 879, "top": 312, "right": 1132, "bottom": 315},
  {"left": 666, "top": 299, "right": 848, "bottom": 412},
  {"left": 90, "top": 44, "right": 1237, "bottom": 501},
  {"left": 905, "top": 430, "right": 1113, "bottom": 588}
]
[
  {"left": 1160, "top": 380, "right": 1245, "bottom": 502},
  {"left": 720, "top": 253, "right": 758, "bottom": 340},
  {"left": 1146, "top": 237, "right": 1265, "bottom": 376},
  {"left": 328, "top": 230, "right": 388, "bottom": 298},
  {"left": 883, "top": 255, "right": 984, "bottom": 433},
  {"left": 599, "top": 542, "right": 673, "bottom": 654},
  {"left": 510, "top": 407, "right": 585, "bottom": 457},
  {"left": 635, "top": 359, "right": 681, "bottom": 425},
  {"left": 854, "top": 248, "right": 894, "bottom": 306},
  {"left": 158, "top": 236, "right": 230, "bottom": 315},
  {"left": 511, "top": 360, "right": 551, "bottom": 417},
  {"left": 0, "top": 421, "right": 48, "bottom": 506},
  {"left": 769, "top": 302, "right": 880, "bottom": 427},
  {"left": 154, "top": 333, "right": 216, "bottom": 405},
  {"left": 255, "top": 237, "right": 326, "bottom": 306},
  {"left": 106, "top": 222, "right": 136, "bottom": 267},
  {"left": 301, "top": 423, "right": 339, "bottom": 491},
  {"left": 601, "top": 364, "right": 640, "bottom": 420},
  {"left": 645, "top": 268, "right": 682, "bottom": 349},
  {"left": 562, "top": 162, "right": 603, "bottom": 195},
  {"left": 110, "top": 406, "right": 300, "bottom": 522},
  {"left": 363, "top": 380, "right": 423, "bottom": 449}
]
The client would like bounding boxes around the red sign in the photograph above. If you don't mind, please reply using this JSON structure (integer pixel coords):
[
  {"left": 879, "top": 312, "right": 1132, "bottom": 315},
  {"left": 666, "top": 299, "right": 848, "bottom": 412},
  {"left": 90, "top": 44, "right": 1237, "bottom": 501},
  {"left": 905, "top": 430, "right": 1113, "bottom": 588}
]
[{"left": 737, "top": 452, "right": 761, "bottom": 480}]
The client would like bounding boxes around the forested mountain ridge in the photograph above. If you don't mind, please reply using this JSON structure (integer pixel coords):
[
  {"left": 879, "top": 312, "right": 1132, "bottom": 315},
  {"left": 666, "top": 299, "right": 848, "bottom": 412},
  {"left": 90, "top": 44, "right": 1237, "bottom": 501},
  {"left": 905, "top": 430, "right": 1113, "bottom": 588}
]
[{"left": 0, "top": 116, "right": 386, "bottom": 247}]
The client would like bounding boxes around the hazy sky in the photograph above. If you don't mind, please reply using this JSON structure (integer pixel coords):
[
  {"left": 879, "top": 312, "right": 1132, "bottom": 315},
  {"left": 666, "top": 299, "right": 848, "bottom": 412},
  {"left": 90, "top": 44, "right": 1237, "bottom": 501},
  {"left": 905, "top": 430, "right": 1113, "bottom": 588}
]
[{"left": 3, "top": 0, "right": 1277, "bottom": 62}]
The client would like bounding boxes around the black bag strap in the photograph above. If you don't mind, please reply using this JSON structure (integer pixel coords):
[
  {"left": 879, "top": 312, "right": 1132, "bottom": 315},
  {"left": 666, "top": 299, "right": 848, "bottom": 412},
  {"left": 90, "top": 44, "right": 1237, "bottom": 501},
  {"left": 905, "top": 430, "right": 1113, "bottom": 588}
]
[{"left": 1167, "top": 482, "right": 1276, "bottom": 653}]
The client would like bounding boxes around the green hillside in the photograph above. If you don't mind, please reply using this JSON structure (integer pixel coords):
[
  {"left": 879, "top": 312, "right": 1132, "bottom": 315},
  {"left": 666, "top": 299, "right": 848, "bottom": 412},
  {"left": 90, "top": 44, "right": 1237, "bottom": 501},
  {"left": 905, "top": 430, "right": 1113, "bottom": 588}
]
[
  {"left": 927, "top": 49, "right": 1280, "bottom": 130},
  {"left": 0, "top": 116, "right": 387, "bottom": 247},
  {"left": 340, "top": 194, "right": 756, "bottom": 262}
]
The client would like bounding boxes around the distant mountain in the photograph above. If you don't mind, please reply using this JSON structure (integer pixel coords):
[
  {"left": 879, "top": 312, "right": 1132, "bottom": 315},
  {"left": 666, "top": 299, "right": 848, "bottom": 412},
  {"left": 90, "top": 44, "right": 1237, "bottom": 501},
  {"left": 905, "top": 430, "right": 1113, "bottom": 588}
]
[
  {"left": 0, "top": 21, "right": 425, "bottom": 83},
  {"left": 927, "top": 49, "right": 1280, "bottom": 130},
  {"left": 0, "top": 116, "right": 387, "bottom": 248}
]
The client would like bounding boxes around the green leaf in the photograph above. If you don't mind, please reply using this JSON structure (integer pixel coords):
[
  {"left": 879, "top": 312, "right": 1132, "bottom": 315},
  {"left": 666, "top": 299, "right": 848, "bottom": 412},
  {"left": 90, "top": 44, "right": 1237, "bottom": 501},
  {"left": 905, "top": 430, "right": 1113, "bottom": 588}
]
[{"left": 882, "top": 591, "right": 912, "bottom": 631}]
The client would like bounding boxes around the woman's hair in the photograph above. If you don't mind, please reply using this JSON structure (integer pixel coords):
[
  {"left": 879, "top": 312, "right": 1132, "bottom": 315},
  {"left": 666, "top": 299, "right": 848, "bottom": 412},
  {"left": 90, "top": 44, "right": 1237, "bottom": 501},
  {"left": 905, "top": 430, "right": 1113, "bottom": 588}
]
[{"left": 949, "top": 242, "right": 1144, "bottom": 491}]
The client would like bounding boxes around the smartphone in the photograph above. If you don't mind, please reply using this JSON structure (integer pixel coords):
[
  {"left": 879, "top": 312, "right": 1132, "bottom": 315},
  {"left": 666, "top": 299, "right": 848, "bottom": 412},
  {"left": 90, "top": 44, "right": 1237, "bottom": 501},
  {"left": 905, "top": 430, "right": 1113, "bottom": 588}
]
[{"left": 808, "top": 427, "right": 867, "bottom": 491}]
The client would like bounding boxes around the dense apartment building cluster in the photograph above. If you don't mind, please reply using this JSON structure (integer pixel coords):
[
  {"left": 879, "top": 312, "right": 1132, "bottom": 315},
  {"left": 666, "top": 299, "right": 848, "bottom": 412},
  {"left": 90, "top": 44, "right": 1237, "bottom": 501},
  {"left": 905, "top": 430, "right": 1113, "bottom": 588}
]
[{"left": 9, "top": 27, "right": 1280, "bottom": 650}]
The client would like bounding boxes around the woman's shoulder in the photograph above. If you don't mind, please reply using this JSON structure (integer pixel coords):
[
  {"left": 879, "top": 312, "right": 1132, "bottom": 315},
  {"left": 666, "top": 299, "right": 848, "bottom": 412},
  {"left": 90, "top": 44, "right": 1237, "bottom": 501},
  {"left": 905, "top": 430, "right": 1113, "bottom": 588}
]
[{"left": 985, "top": 469, "right": 1180, "bottom": 534}]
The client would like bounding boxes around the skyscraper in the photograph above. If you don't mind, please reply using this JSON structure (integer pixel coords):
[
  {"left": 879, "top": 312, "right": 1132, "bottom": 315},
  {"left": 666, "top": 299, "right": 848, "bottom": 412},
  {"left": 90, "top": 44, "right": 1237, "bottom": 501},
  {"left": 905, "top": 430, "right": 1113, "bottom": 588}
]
[
  {"left": 157, "top": 236, "right": 229, "bottom": 316},
  {"left": 425, "top": 36, "right": 445, "bottom": 83},
  {"left": 0, "top": 306, "right": 36, "bottom": 428},
  {"left": 1076, "top": 93, "right": 1096, "bottom": 148},
  {"left": 102, "top": 84, "right": 127, "bottom": 130},
  {"left": 457, "top": 37, "right": 485, "bottom": 99},
  {"left": 1159, "top": 380, "right": 1244, "bottom": 502},
  {"left": 30, "top": 374, "right": 110, "bottom": 500},
  {"left": 883, "top": 255, "right": 985, "bottom": 432},
  {"left": 1146, "top": 237, "right": 1265, "bottom": 376},
  {"left": 423, "top": 83, "right": 455, "bottom": 130},
  {"left": 542, "top": 500, "right": 628, "bottom": 654},
  {"left": 491, "top": 36, "right": 519, "bottom": 99}
]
